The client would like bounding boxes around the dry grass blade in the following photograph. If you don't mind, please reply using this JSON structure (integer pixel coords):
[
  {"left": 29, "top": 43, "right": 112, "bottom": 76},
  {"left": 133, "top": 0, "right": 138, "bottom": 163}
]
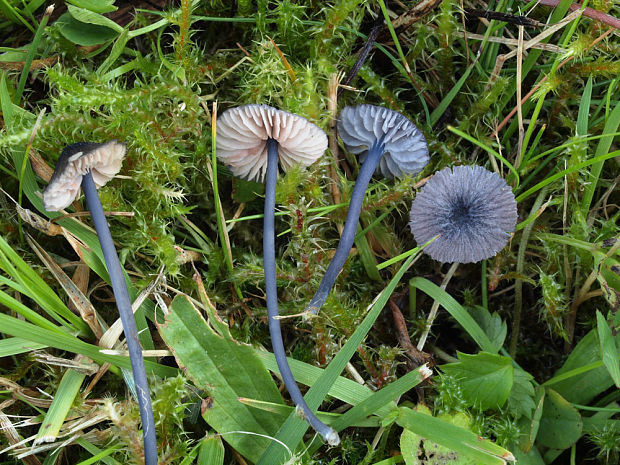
[{"left": 27, "top": 234, "right": 104, "bottom": 339}]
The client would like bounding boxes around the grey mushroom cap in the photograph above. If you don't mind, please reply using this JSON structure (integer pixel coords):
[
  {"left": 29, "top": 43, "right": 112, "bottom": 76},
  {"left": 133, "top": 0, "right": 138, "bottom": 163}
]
[
  {"left": 43, "top": 140, "right": 126, "bottom": 211},
  {"left": 216, "top": 104, "right": 327, "bottom": 183},
  {"left": 337, "top": 104, "right": 429, "bottom": 178},
  {"left": 409, "top": 165, "right": 517, "bottom": 264}
]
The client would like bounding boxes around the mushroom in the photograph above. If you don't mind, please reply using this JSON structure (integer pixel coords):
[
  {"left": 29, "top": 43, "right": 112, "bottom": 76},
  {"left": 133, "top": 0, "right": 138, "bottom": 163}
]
[
  {"left": 43, "top": 141, "right": 158, "bottom": 465},
  {"left": 409, "top": 165, "right": 517, "bottom": 264},
  {"left": 216, "top": 104, "right": 339, "bottom": 445},
  {"left": 306, "top": 104, "right": 429, "bottom": 314}
]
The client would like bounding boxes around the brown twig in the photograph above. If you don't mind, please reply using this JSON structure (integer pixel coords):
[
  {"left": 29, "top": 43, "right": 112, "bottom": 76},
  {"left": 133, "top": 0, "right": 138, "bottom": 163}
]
[
  {"left": 389, "top": 297, "right": 433, "bottom": 368},
  {"left": 535, "top": 0, "right": 620, "bottom": 30}
]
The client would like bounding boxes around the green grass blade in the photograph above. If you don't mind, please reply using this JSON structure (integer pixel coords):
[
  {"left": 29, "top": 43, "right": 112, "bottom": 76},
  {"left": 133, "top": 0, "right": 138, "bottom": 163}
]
[
  {"left": 330, "top": 366, "right": 428, "bottom": 432},
  {"left": 0, "top": 336, "right": 47, "bottom": 356},
  {"left": 255, "top": 350, "right": 393, "bottom": 418},
  {"left": 197, "top": 435, "right": 225, "bottom": 465},
  {"left": 14, "top": 6, "right": 51, "bottom": 103},
  {"left": 576, "top": 77, "right": 593, "bottom": 137},
  {"left": 0, "top": 312, "right": 176, "bottom": 377},
  {"left": 580, "top": 101, "right": 620, "bottom": 213},
  {"left": 431, "top": 63, "right": 476, "bottom": 128},
  {"left": 596, "top": 311, "right": 620, "bottom": 388},
  {"left": 409, "top": 277, "right": 496, "bottom": 353},
  {"left": 258, "top": 249, "right": 422, "bottom": 464},
  {"left": 516, "top": 149, "right": 620, "bottom": 203},
  {"left": 35, "top": 368, "right": 85, "bottom": 443},
  {"left": 396, "top": 407, "right": 515, "bottom": 465}
]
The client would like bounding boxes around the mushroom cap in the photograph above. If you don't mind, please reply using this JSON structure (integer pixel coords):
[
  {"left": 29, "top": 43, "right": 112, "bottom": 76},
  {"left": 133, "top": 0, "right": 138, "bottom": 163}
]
[
  {"left": 409, "top": 165, "right": 517, "bottom": 263},
  {"left": 337, "top": 104, "right": 429, "bottom": 179},
  {"left": 43, "top": 140, "right": 126, "bottom": 211},
  {"left": 216, "top": 104, "right": 327, "bottom": 183}
]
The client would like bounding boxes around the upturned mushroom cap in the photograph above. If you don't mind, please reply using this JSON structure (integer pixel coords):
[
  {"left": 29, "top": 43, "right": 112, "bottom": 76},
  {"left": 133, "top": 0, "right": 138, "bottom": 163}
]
[
  {"left": 43, "top": 140, "right": 126, "bottom": 211},
  {"left": 337, "top": 104, "right": 429, "bottom": 178},
  {"left": 216, "top": 104, "right": 327, "bottom": 183},
  {"left": 410, "top": 165, "right": 517, "bottom": 263}
]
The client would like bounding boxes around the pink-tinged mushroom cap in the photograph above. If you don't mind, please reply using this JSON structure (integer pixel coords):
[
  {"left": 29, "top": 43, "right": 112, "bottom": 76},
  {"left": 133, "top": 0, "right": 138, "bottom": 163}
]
[
  {"left": 216, "top": 104, "right": 327, "bottom": 183},
  {"left": 43, "top": 140, "right": 126, "bottom": 211}
]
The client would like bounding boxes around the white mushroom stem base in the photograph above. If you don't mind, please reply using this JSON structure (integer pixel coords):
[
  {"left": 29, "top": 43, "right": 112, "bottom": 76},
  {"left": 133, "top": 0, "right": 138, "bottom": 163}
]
[
  {"left": 263, "top": 138, "right": 340, "bottom": 446},
  {"left": 82, "top": 172, "right": 159, "bottom": 465}
]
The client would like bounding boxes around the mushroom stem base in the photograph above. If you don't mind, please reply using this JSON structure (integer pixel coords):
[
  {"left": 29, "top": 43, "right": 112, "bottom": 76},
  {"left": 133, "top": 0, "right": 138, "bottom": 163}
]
[
  {"left": 306, "top": 140, "right": 385, "bottom": 314},
  {"left": 263, "top": 138, "right": 339, "bottom": 445},
  {"left": 82, "top": 172, "right": 158, "bottom": 465}
]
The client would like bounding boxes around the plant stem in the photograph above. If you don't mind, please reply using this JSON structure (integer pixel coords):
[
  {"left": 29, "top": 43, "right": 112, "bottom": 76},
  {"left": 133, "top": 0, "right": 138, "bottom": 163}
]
[
  {"left": 82, "top": 172, "right": 158, "bottom": 465},
  {"left": 263, "top": 139, "right": 339, "bottom": 445},
  {"left": 306, "top": 140, "right": 385, "bottom": 314}
]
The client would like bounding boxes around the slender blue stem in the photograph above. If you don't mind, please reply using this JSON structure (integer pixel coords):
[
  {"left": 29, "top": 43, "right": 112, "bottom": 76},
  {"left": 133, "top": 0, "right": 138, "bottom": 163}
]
[
  {"left": 264, "top": 138, "right": 339, "bottom": 445},
  {"left": 306, "top": 140, "right": 385, "bottom": 314},
  {"left": 82, "top": 172, "right": 158, "bottom": 465}
]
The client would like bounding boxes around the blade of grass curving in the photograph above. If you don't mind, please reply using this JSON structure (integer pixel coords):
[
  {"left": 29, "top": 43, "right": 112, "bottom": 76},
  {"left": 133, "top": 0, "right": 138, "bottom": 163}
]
[
  {"left": 14, "top": 5, "right": 52, "bottom": 104},
  {"left": 237, "top": 398, "right": 378, "bottom": 427},
  {"left": 255, "top": 350, "right": 393, "bottom": 418},
  {"left": 0, "top": 235, "right": 90, "bottom": 334},
  {"left": 97, "top": 28, "right": 129, "bottom": 75},
  {"left": 355, "top": 224, "right": 381, "bottom": 281},
  {"left": 516, "top": 149, "right": 620, "bottom": 203},
  {"left": 409, "top": 277, "right": 496, "bottom": 353},
  {"left": 0, "top": 312, "right": 176, "bottom": 377},
  {"left": 596, "top": 311, "right": 620, "bottom": 388},
  {"left": 0, "top": 337, "right": 47, "bottom": 357},
  {"left": 258, "top": 250, "right": 422, "bottom": 464},
  {"left": 330, "top": 365, "right": 429, "bottom": 432},
  {"left": 580, "top": 101, "right": 620, "bottom": 214},
  {"left": 197, "top": 435, "right": 225, "bottom": 465},
  {"left": 396, "top": 407, "right": 515, "bottom": 464},
  {"left": 35, "top": 367, "right": 85, "bottom": 444},
  {"left": 210, "top": 102, "right": 243, "bottom": 300},
  {"left": 0, "top": 286, "right": 65, "bottom": 333},
  {"left": 576, "top": 77, "right": 593, "bottom": 137},
  {"left": 75, "top": 438, "right": 120, "bottom": 465},
  {"left": 430, "top": 62, "right": 476, "bottom": 128}
]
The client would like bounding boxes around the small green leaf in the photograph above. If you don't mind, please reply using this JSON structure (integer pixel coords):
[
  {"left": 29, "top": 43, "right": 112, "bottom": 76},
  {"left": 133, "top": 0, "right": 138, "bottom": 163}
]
[
  {"left": 67, "top": 5, "right": 123, "bottom": 32},
  {"left": 396, "top": 406, "right": 515, "bottom": 465},
  {"left": 401, "top": 406, "right": 477, "bottom": 465},
  {"left": 441, "top": 352, "right": 514, "bottom": 410},
  {"left": 537, "top": 388, "right": 582, "bottom": 450},
  {"left": 56, "top": 12, "right": 119, "bottom": 45},
  {"left": 468, "top": 306, "right": 507, "bottom": 351},
  {"left": 158, "top": 294, "right": 284, "bottom": 463},
  {"left": 506, "top": 367, "right": 536, "bottom": 420},
  {"left": 66, "top": 0, "right": 117, "bottom": 14},
  {"left": 197, "top": 435, "right": 225, "bottom": 465},
  {"left": 596, "top": 311, "right": 620, "bottom": 388}
]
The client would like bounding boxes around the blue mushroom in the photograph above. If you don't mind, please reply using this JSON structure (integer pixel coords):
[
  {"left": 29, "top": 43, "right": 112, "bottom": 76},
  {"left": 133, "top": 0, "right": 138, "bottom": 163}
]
[
  {"left": 43, "top": 141, "right": 158, "bottom": 465},
  {"left": 306, "top": 104, "right": 429, "bottom": 314},
  {"left": 217, "top": 104, "right": 339, "bottom": 445},
  {"left": 409, "top": 165, "right": 518, "bottom": 263}
]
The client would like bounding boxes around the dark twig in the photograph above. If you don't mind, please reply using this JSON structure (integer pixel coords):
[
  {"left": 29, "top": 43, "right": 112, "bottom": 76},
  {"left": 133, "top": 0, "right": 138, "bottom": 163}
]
[
  {"left": 464, "top": 8, "right": 545, "bottom": 27},
  {"left": 338, "top": 15, "right": 384, "bottom": 98},
  {"left": 389, "top": 298, "right": 433, "bottom": 368}
]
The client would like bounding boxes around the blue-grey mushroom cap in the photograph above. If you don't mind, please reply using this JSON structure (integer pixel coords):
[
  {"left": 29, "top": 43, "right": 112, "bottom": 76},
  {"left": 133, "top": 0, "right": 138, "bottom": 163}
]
[
  {"left": 337, "top": 104, "right": 429, "bottom": 178},
  {"left": 410, "top": 165, "right": 517, "bottom": 263}
]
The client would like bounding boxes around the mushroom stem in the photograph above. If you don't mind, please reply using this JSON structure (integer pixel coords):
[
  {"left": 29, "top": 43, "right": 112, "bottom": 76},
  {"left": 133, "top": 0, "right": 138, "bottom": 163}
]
[
  {"left": 306, "top": 140, "right": 385, "bottom": 314},
  {"left": 264, "top": 138, "right": 339, "bottom": 446},
  {"left": 82, "top": 172, "right": 158, "bottom": 465}
]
